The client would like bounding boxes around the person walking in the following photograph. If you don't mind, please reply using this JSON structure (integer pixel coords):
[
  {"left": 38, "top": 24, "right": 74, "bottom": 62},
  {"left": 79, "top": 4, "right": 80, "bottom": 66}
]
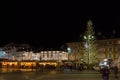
[{"left": 101, "top": 66, "right": 110, "bottom": 80}]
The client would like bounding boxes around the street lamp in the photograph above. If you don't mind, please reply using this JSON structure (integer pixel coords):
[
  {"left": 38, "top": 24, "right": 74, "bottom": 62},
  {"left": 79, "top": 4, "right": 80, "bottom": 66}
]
[{"left": 67, "top": 47, "right": 71, "bottom": 60}]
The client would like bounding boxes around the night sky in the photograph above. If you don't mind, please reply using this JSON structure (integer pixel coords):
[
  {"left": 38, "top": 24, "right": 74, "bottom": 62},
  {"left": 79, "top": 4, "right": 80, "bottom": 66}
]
[{"left": 1, "top": 1, "right": 120, "bottom": 49}]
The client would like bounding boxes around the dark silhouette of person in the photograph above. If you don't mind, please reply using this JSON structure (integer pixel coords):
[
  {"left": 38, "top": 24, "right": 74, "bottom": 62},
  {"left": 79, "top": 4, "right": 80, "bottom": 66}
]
[{"left": 101, "top": 66, "right": 110, "bottom": 80}]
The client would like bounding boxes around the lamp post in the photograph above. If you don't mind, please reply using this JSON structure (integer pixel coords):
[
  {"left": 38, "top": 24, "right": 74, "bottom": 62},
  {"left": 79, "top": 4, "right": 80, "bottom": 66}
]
[{"left": 67, "top": 48, "right": 71, "bottom": 61}]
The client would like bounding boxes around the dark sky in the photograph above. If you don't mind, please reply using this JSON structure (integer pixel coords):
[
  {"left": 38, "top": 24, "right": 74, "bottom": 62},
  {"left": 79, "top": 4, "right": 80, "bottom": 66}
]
[{"left": 1, "top": 1, "right": 120, "bottom": 49}]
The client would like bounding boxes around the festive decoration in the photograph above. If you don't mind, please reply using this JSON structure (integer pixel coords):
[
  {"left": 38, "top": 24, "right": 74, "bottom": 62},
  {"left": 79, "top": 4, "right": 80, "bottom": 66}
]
[{"left": 83, "top": 20, "right": 97, "bottom": 65}]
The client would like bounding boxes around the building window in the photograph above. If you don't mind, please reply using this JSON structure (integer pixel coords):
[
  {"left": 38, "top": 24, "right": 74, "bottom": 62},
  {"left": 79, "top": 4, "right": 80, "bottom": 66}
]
[
  {"left": 43, "top": 53, "right": 44, "bottom": 58},
  {"left": 109, "top": 48, "right": 112, "bottom": 51},
  {"left": 51, "top": 53, "right": 53, "bottom": 58},
  {"left": 109, "top": 41, "right": 113, "bottom": 45},
  {"left": 118, "top": 48, "right": 120, "bottom": 51}
]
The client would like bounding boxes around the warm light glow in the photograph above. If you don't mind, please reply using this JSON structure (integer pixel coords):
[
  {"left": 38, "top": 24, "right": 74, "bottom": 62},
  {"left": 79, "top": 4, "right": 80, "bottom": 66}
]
[
  {"left": 84, "top": 36, "right": 87, "bottom": 39},
  {"left": 85, "top": 43, "right": 88, "bottom": 48},
  {"left": 67, "top": 48, "right": 71, "bottom": 51},
  {"left": 104, "top": 59, "right": 108, "bottom": 61},
  {"left": 118, "top": 40, "right": 120, "bottom": 44},
  {"left": 88, "top": 35, "right": 91, "bottom": 39},
  {"left": 92, "top": 36, "right": 94, "bottom": 39}
]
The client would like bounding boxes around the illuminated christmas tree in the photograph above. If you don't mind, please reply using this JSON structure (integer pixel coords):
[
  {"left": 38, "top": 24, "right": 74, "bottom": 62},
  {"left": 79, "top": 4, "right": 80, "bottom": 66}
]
[{"left": 83, "top": 20, "right": 97, "bottom": 67}]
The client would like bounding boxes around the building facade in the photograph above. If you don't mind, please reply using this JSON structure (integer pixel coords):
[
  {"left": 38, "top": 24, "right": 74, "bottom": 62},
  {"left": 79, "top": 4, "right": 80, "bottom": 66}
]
[
  {"left": 1, "top": 50, "right": 68, "bottom": 68},
  {"left": 66, "top": 38, "right": 120, "bottom": 68}
]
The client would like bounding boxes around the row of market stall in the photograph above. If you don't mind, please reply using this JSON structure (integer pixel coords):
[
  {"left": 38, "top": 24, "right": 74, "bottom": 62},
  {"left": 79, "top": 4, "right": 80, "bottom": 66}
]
[{"left": 0, "top": 59, "right": 78, "bottom": 70}]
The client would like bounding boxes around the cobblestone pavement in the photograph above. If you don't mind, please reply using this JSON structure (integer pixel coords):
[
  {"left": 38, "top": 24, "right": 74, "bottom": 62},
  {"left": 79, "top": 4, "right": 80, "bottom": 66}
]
[{"left": 0, "top": 70, "right": 119, "bottom": 80}]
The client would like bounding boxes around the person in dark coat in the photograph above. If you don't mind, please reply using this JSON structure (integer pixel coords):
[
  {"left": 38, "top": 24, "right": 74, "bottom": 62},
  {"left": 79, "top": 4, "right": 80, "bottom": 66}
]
[{"left": 101, "top": 66, "right": 110, "bottom": 80}]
